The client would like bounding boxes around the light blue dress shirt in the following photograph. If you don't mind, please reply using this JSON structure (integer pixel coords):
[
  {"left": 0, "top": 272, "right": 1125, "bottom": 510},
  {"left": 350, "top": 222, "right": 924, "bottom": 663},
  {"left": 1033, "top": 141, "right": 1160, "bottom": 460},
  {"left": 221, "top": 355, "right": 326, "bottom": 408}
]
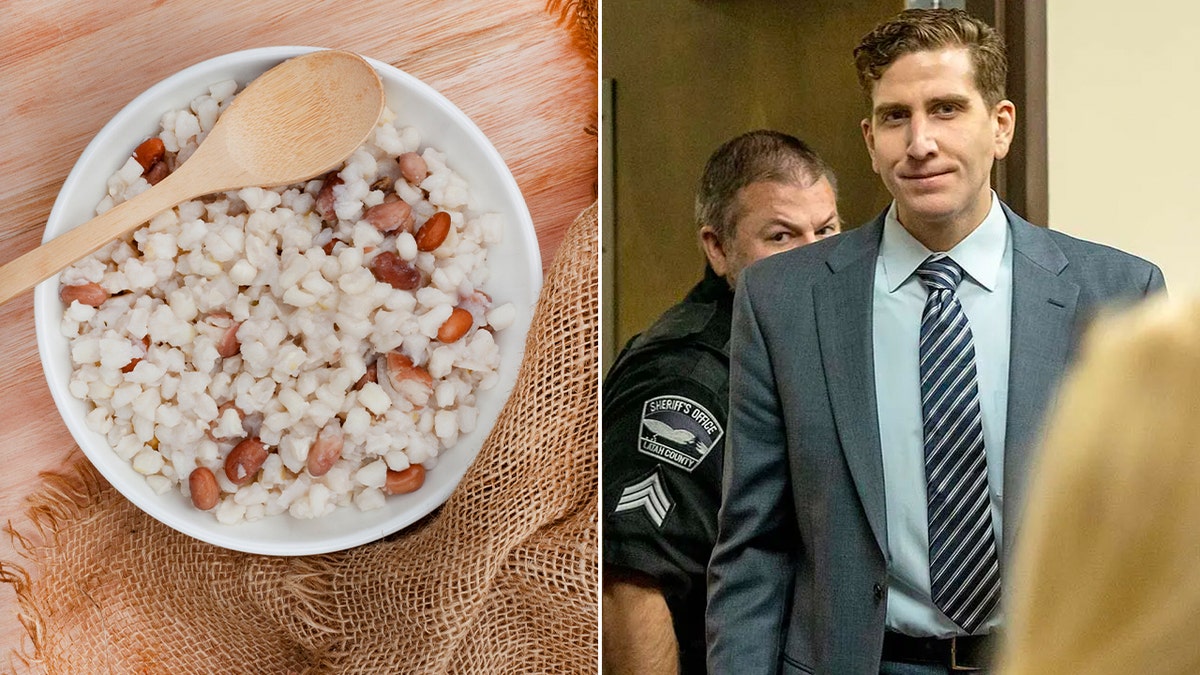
[{"left": 873, "top": 192, "right": 1012, "bottom": 638}]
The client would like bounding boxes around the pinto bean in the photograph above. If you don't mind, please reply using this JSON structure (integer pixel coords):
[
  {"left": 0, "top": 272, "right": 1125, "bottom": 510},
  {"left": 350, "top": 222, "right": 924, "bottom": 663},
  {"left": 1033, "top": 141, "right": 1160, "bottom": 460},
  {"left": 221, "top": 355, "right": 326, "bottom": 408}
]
[
  {"left": 363, "top": 199, "right": 414, "bottom": 233},
  {"left": 415, "top": 211, "right": 451, "bottom": 252},
  {"left": 307, "top": 421, "right": 344, "bottom": 477},
  {"left": 398, "top": 152, "right": 428, "bottom": 185},
  {"left": 189, "top": 467, "right": 220, "bottom": 510},
  {"left": 353, "top": 359, "right": 378, "bottom": 390},
  {"left": 121, "top": 336, "right": 152, "bottom": 373},
  {"left": 315, "top": 174, "right": 343, "bottom": 223},
  {"left": 371, "top": 175, "right": 395, "bottom": 192},
  {"left": 437, "top": 307, "right": 473, "bottom": 343},
  {"left": 216, "top": 320, "right": 242, "bottom": 358},
  {"left": 369, "top": 251, "right": 422, "bottom": 290},
  {"left": 59, "top": 282, "right": 109, "bottom": 307},
  {"left": 385, "top": 352, "right": 433, "bottom": 388},
  {"left": 145, "top": 160, "right": 169, "bottom": 185},
  {"left": 317, "top": 227, "right": 344, "bottom": 255},
  {"left": 132, "top": 137, "right": 166, "bottom": 171},
  {"left": 384, "top": 464, "right": 426, "bottom": 495},
  {"left": 224, "top": 437, "right": 268, "bottom": 486}
]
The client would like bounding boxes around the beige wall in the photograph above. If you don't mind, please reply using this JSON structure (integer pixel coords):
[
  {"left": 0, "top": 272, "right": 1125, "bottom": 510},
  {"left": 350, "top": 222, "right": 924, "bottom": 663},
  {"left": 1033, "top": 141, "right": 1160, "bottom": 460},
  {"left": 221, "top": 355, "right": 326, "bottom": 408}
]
[
  {"left": 603, "top": 0, "right": 901, "bottom": 367},
  {"left": 1047, "top": 1, "right": 1196, "bottom": 291}
]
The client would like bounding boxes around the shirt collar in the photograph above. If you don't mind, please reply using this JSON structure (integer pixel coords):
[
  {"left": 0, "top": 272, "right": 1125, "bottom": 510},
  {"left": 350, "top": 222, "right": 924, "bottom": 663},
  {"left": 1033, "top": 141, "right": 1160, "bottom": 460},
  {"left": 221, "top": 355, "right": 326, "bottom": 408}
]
[{"left": 879, "top": 191, "right": 1007, "bottom": 293}]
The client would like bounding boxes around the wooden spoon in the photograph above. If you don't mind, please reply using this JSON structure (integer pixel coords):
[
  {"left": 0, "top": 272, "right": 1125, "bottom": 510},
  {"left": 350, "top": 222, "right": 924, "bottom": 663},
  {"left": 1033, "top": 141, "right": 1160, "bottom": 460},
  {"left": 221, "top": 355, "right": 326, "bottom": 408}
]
[{"left": 0, "top": 49, "right": 384, "bottom": 307}]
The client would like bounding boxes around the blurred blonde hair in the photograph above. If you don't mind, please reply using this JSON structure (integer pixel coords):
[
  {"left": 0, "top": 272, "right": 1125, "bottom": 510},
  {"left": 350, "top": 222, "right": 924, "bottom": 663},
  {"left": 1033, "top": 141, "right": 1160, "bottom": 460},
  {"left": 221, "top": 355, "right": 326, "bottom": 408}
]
[{"left": 1001, "top": 294, "right": 1200, "bottom": 675}]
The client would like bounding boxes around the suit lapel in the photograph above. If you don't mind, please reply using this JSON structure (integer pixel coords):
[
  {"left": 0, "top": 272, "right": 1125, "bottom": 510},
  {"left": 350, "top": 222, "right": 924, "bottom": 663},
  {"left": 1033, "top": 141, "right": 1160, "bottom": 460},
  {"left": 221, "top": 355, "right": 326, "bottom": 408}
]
[
  {"left": 814, "top": 216, "right": 888, "bottom": 555},
  {"left": 811, "top": 207, "right": 1076, "bottom": 561},
  {"left": 1001, "top": 205, "right": 1079, "bottom": 557}
]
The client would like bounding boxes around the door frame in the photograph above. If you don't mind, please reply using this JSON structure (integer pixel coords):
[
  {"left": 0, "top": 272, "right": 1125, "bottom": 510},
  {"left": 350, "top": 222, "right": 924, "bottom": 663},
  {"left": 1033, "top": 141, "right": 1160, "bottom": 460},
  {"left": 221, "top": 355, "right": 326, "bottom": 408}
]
[{"left": 969, "top": 0, "right": 1048, "bottom": 226}]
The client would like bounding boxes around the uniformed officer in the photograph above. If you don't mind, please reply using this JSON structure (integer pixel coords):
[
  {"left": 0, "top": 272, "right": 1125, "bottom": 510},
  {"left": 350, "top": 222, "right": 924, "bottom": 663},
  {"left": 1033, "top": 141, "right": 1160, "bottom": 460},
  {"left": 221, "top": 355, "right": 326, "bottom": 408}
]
[{"left": 602, "top": 130, "right": 841, "bottom": 674}]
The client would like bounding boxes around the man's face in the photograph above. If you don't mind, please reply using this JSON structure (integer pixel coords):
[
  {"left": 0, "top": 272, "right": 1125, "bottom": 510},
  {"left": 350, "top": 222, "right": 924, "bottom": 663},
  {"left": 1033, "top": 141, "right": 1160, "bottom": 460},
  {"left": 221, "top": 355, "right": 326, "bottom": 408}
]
[
  {"left": 861, "top": 47, "right": 1014, "bottom": 234},
  {"left": 702, "top": 177, "right": 840, "bottom": 286}
]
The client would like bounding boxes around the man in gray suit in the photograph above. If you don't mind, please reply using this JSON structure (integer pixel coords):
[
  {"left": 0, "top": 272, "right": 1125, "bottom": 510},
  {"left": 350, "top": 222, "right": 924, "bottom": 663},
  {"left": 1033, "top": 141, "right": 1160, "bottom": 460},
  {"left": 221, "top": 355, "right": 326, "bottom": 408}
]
[{"left": 706, "top": 8, "right": 1165, "bottom": 675}]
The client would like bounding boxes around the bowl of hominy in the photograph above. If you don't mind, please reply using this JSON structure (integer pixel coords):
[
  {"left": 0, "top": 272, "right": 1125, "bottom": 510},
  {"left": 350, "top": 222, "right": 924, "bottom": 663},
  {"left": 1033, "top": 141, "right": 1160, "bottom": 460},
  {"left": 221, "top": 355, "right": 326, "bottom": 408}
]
[{"left": 34, "top": 46, "right": 541, "bottom": 555}]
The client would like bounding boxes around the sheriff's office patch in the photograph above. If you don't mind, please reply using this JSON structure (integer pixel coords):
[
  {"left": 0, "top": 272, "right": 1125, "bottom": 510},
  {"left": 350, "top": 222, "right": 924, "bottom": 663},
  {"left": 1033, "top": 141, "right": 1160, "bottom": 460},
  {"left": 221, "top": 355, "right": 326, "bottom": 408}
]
[
  {"left": 637, "top": 394, "right": 722, "bottom": 472},
  {"left": 614, "top": 469, "right": 673, "bottom": 527}
]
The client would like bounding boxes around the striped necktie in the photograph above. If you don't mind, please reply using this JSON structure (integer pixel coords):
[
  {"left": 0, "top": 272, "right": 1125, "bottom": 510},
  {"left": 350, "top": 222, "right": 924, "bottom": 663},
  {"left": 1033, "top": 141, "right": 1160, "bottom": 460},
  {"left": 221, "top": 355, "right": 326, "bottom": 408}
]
[{"left": 916, "top": 255, "right": 1000, "bottom": 634}]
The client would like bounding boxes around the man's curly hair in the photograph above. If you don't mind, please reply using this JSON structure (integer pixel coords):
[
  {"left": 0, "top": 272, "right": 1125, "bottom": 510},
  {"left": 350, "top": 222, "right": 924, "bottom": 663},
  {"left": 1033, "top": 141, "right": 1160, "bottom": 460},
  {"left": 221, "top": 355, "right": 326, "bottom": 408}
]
[{"left": 853, "top": 8, "right": 1008, "bottom": 107}]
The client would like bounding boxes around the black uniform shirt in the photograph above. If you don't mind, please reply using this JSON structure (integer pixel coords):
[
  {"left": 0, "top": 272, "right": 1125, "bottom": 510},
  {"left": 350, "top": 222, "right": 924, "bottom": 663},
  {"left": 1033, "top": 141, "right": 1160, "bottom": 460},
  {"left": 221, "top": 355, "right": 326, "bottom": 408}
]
[{"left": 603, "top": 266, "right": 733, "bottom": 674}]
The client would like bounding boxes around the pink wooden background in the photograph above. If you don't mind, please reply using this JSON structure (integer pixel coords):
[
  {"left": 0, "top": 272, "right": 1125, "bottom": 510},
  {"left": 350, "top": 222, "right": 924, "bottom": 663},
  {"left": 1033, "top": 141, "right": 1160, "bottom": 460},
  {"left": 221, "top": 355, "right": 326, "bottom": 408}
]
[{"left": 0, "top": 0, "right": 597, "bottom": 663}]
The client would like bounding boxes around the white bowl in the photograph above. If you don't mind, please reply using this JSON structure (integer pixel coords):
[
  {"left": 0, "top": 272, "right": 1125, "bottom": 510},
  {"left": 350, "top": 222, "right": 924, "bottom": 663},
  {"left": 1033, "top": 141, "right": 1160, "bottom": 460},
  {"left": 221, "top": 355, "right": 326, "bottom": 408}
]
[{"left": 34, "top": 46, "right": 541, "bottom": 556}]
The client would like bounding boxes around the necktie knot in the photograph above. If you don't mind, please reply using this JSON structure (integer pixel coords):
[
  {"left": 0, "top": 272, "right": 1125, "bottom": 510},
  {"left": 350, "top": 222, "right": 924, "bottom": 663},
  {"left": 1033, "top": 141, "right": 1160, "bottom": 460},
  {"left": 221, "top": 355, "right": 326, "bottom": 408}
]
[{"left": 916, "top": 256, "right": 964, "bottom": 293}]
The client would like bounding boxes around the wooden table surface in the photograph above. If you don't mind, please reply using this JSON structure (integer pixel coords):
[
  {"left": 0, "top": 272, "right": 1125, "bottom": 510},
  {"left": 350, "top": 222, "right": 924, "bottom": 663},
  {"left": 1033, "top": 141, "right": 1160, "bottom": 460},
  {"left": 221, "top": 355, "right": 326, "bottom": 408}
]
[{"left": 0, "top": 0, "right": 596, "bottom": 663}]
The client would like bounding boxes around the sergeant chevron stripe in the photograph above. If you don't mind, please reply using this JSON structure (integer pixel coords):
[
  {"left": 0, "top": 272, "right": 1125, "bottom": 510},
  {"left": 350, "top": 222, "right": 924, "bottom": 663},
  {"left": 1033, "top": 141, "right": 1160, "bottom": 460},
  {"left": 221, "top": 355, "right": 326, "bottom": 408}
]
[{"left": 614, "top": 471, "right": 673, "bottom": 527}]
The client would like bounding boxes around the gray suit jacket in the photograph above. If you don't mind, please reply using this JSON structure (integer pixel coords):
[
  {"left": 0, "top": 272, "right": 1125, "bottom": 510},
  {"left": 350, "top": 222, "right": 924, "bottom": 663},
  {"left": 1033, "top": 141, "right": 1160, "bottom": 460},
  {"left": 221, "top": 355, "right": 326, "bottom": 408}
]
[{"left": 706, "top": 205, "right": 1165, "bottom": 674}]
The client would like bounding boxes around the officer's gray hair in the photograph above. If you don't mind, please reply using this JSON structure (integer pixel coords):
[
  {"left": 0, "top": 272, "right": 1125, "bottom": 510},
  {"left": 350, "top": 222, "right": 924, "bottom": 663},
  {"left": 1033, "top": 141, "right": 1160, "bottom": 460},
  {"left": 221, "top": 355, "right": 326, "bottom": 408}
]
[{"left": 695, "top": 130, "right": 837, "bottom": 244}]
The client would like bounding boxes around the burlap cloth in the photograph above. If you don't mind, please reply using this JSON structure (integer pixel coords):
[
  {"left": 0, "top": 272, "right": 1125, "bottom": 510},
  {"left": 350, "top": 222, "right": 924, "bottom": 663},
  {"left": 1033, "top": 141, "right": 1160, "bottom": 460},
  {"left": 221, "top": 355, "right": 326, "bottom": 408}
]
[{"left": 0, "top": 199, "right": 598, "bottom": 674}]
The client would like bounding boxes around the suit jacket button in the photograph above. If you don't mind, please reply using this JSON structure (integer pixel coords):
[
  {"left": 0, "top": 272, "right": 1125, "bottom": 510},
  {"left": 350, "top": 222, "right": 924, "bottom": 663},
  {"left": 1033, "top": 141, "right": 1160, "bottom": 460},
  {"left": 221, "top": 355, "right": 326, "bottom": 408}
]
[{"left": 873, "top": 582, "right": 885, "bottom": 601}]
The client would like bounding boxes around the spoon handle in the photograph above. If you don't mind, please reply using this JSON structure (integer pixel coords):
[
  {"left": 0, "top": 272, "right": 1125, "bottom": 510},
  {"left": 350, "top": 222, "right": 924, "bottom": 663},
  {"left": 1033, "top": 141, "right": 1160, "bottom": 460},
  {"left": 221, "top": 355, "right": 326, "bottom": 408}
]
[{"left": 0, "top": 171, "right": 192, "bottom": 307}]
